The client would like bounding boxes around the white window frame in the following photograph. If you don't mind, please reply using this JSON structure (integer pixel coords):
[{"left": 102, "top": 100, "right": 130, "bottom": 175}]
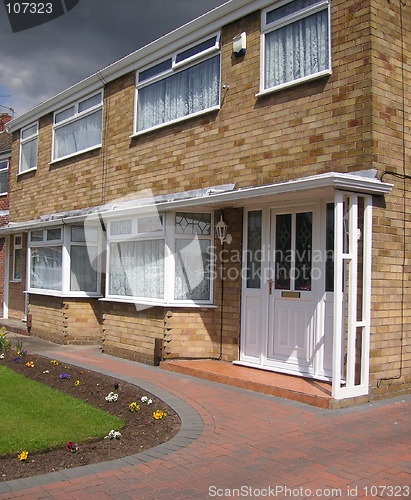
[
  {"left": 27, "top": 225, "right": 101, "bottom": 297},
  {"left": 69, "top": 225, "right": 100, "bottom": 294},
  {"left": 259, "top": 0, "right": 332, "bottom": 96},
  {"left": 105, "top": 212, "right": 215, "bottom": 307},
  {"left": 107, "top": 215, "right": 165, "bottom": 303},
  {"left": 12, "top": 234, "right": 22, "bottom": 282},
  {"left": 0, "top": 158, "right": 8, "bottom": 195},
  {"left": 133, "top": 32, "right": 221, "bottom": 136},
  {"left": 19, "top": 122, "right": 38, "bottom": 174},
  {"left": 51, "top": 90, "right": 103, "bottom": 163}
]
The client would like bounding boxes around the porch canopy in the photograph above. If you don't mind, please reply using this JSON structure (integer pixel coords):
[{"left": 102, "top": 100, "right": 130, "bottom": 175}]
[
  {"left": 0, "top": 170, "right": 391, "bottom": 234},
  {"left": 1, "top": 170, "right": 392, "bottom": 400}
]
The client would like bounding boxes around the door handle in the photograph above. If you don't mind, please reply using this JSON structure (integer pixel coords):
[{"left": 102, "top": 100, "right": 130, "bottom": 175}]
[{"left": 267, "top": 278, "right": 273, "bottom": 295}]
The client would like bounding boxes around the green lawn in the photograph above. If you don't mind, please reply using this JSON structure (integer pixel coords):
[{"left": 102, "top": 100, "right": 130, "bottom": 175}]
[{"left": 0, "top": 365, "right": 124, "bottom": 455}]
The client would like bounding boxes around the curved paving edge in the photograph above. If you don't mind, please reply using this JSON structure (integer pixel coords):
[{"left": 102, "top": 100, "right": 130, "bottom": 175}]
[{"left": 0, "top": 351, "right": 203, "bottom": 495}]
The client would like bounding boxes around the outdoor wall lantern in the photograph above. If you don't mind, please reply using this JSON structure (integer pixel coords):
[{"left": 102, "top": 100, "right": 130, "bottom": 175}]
[{"left": 216, "top": 215, "right": 232, "bottom": 244}]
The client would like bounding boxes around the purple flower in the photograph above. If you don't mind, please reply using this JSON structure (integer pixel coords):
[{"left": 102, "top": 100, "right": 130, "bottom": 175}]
[
  {"left": 13, "top": 357, "right": 21, "bottom": 363},
  {"left": 59, "top": 373, "right": 71, "bottom": 379}
]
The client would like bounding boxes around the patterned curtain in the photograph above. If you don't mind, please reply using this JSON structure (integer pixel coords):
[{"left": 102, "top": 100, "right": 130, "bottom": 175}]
[
  {"left": 137, "top": 55, "right": 220, "bottom": 132},
  {"left": 265, "top": 10, "right": 329, "bottom": 89},
  {"left": 109, "top": 240, "right": 164, "bottom": 299}
]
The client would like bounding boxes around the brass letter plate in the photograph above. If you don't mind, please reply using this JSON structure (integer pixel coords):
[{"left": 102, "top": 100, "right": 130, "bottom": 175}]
[{"left": 281, "top": 291, "right": 301, "bottom": 299}]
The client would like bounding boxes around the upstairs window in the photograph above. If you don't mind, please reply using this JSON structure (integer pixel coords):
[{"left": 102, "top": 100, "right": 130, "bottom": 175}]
[
  {"left": 19, "top": 122, "right": 38, "bottom": 173},
  {"left": 135, "top": 33, "right": 221, "bottom": 134},
  {"left": 262, "top": 0, "right": 331, "bottom": 93},
  {"left": 0, "top": 159, "right": 8, "bottom": 195},
  {"left": 53, "top": 91, "right": 103, "bottom": 161}
]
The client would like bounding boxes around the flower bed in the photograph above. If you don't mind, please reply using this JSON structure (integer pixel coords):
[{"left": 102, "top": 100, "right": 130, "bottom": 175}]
[{"left": 0, "top": 341, "right": 180, "bottom": 482}]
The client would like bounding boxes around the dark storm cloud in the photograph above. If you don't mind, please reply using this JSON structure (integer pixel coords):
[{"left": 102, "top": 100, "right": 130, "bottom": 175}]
[{"left": 0, "top": 0, "right": 227, "bottom": 116}]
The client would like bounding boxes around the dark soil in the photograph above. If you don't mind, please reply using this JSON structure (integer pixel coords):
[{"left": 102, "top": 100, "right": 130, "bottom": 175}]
[{"left": 0, "top": 348, "right": 180, "bottom": 482}]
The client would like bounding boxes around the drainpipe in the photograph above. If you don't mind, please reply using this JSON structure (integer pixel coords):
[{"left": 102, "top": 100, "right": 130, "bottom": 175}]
[{"left": 376, "top": 0, "right": 408, "bottom": 388}]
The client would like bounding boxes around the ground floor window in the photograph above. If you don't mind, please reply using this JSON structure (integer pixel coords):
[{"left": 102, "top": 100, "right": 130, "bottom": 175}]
[
  {"left": 107, "top": 212, "right": 214, "bottom": 304},
  {"left": 109, "top": 239, "right": 165, "bottom": 299},
  {"left": 28, "top": 225, "right": 100, "bottom": 295},
  {"left": 12, "top": 234, "right": 23, "bottom": 282}
]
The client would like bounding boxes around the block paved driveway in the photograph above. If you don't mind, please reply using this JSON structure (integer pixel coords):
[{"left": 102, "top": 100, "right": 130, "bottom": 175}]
[{"left": 0, "top": 343, "right": 410, "bottom": 500}]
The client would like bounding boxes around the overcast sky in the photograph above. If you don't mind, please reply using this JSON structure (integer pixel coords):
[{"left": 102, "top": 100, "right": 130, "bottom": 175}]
[{"left": 0, "top": 0, "right": 228, "bottom": 118}]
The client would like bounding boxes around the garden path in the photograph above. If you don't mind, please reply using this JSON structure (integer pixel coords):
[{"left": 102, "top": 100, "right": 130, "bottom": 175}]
[{"left": 0, "top": 335, "right": 410, "bottom": 499}]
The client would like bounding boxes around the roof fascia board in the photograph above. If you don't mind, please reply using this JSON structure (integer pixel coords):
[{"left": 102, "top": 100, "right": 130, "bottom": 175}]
[
  {"left": 99, "top": 0, "right": 273, "bottom": 83},
  {"left": 7, "top": 79, "right": 104, "bottom": 133},
  {"left": 8, "top": 0, "right": 277, "bottom": 133}
]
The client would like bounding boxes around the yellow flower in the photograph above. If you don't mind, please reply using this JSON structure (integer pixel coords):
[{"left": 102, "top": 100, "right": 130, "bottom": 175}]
[
  {"left": 50, "top": 360, "right": 59, "bottom": 365},
  {"left": 73, "top": 380, "right": 81, "bottom": 386},
  {"left": 18, "top": 451, "right": 29, "bottom": 462},
  {"left": 152, "top": 410, "right": 167, "bottom": 420},
  {"left": 128, "top": 402, "right": 141, "bottom": 412}
]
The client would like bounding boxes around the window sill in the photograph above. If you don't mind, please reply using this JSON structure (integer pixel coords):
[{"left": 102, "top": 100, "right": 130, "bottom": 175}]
[
  {"left": 49, "top": 144, "right": 102, "bottom": 165},
  {"left": 130, "top": 105, "right": 220, "bottom": 139},
  {"left": 101, "top": 297, "right": 217, "bottom": 308},
  {"left": 26, "top": 290, "right": 102, "bottom": 299},
  {"left": 17, "top": 167, "right": 37, "bottom": 177},
  {"left": 256, "top": 69, "right": 332, "bottom": 98}
]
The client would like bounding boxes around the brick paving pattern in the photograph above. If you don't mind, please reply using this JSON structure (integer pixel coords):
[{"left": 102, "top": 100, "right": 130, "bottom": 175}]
[{"left": 0, "top": 346, "right": 409, "bottom": 499}]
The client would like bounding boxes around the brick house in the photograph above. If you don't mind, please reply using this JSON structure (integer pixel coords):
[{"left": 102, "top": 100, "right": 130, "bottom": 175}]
[{"left": 2, "top": 0, "right": 410, "bottom": 403}]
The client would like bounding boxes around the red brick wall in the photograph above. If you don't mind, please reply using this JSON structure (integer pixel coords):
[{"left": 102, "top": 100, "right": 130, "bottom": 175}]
[{"left": 0, "top": 114, "right": 12, "bottom": 132}]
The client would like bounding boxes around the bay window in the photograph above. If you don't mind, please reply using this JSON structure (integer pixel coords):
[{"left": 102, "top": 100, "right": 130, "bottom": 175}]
[
  {"left": 135, "top": 34, "right": 221, "bottom": 134},
  {"left": 28, "top": 225, "right": 100, "bottom": 295},
  {"left": 262, "top": 0, "right": 331, "bottom": 93},
  {"left": 29, "top": 228, "right": 63, "bottom": 291},
  {"left": 174, "top": 213, "right": 212, "bottom": 301},
  {"left": 70, "top": 225, "right": 99, "bottom": 293},
  {"left": 107, "top": 212, "right": 214, "bottom": 305},
  {"left": 53, "top": 91, "right": 103, "bottom": 161}
]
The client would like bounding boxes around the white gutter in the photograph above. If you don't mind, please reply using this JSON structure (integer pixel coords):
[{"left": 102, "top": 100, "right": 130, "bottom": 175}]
[
  {"left": 7, "top": 0, "right": 280, "bottom": 133},
  {"left": 0, "top": 172, "right": 392, "bottom": 234}
]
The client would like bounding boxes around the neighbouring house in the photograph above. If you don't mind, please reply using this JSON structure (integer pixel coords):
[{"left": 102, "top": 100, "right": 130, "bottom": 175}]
[
  {"left": 0, "top": 114, "right": 12, "bottom": 318},
  {"left": 2, "top": 0, "right": 410, "bottom": 404}
]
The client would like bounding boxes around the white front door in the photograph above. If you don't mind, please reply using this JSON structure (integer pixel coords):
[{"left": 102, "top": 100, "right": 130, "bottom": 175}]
[
  {"left": 267, "top": 209, "right": 316, "bottom": 375},
  {"left": 240, "top": 203, "right": 334, "bottom": 380}
]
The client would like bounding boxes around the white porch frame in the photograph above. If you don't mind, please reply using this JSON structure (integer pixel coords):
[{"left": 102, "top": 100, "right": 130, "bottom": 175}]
[{"left": 332, "top": 191, "right": 373, "bottom": 399}]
